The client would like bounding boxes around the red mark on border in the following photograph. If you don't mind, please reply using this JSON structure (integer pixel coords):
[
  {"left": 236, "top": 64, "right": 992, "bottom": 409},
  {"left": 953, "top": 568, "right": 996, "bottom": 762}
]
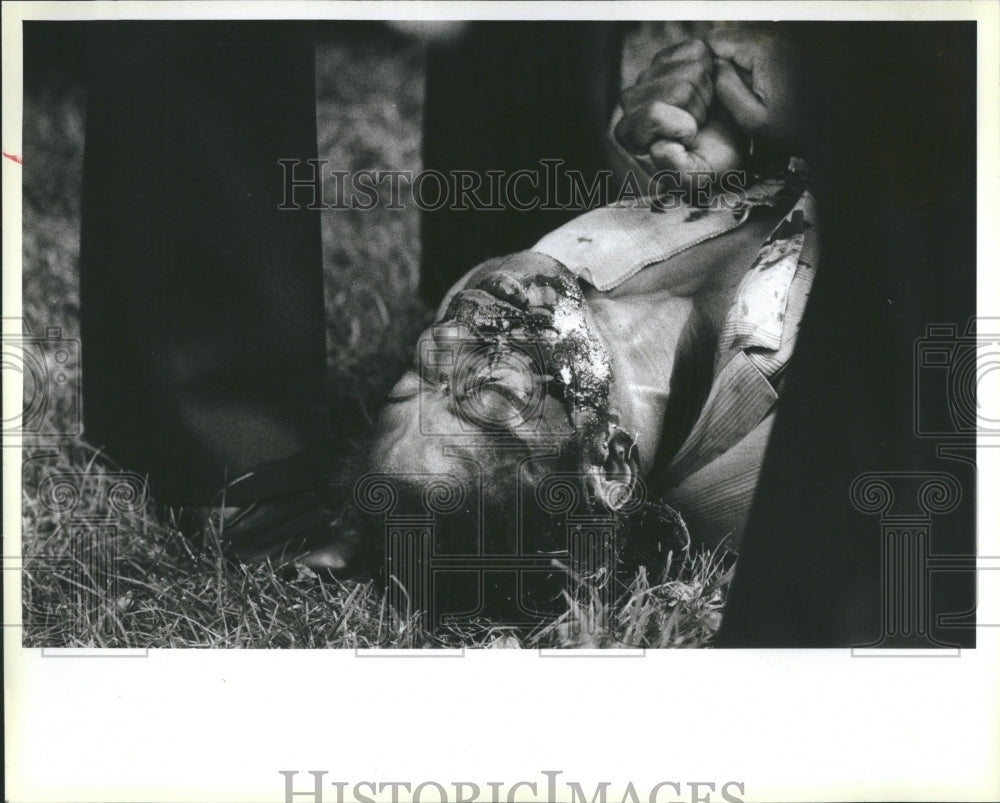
[{"left": 3, "top": 152, "right": 23, "bottom": 165}]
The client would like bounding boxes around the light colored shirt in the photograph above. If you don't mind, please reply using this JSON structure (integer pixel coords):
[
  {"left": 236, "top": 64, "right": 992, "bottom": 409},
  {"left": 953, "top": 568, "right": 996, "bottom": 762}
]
[{"left": 530, "top": 167, "right": 819, "bottom": 550}]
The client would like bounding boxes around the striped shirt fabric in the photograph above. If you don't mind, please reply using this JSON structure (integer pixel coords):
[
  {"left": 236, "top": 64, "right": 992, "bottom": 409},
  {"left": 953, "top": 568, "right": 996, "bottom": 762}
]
[{"left": 532, "top": 168, "right": 819, "bottom": 550}]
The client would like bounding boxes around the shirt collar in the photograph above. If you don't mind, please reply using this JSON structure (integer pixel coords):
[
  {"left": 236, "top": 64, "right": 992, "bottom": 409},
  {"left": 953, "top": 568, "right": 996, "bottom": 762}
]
[{"left": 718, "top": 187, "right": 818, "bottom": 357}]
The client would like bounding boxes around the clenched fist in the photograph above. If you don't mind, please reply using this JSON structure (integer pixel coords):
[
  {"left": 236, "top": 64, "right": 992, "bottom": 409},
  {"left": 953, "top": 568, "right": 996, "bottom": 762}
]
[
  {"left": 614, "top": 28, "right": 745, "bottom": 182},
  {"left": 706, "top": 25, "right": 800, "bottom": 149}
]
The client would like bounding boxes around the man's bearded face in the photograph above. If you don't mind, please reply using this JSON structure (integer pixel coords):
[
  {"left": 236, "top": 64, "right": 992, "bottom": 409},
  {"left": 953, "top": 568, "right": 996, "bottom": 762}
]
[{"left": 368, "top": 252, "right": 641, "bottom": 550}]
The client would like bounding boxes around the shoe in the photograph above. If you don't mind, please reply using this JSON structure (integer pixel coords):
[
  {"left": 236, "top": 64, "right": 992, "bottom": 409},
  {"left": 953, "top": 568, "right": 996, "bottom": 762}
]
[{"left": 177, "top": 472, "right": 364, "bottom": 576}]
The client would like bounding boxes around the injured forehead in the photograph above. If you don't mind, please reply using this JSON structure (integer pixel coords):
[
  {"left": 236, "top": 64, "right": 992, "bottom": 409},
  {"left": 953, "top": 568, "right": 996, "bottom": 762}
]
[
  {"left": 431, "top": 258, "right": 612, "bottom": 442},
  {"left": 368, "top": 252, "right": 640, "bottom": 520}
]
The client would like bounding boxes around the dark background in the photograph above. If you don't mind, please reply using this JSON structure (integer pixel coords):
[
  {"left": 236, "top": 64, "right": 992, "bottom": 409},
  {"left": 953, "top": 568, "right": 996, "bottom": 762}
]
[
  {"left": 22, "top": 21, "right": 979, "bottom": 647},
  {"left": 720, "top": 23, "right": 978, "bottom": 647}
]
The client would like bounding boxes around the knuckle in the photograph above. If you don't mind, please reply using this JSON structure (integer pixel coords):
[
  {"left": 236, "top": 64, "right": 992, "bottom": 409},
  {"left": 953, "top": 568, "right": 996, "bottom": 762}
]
[
  {"left": 667, "top": 83, "right": 701, "bottom": 115},
  {"left": 619, "top": 85, "right": 638, "bottom": 109},
  {"left": 648, "top": 99, "right": 673, "bottom": 119},
  {"left": 631, "top": 108, "right": 657, "bottom": 140},
  {"left": 650, "top": 141, "right": 687, "bottom": 171},
  {"left": 652, "top": 41, "right": 691, "bottom": 66},
  {"left": 614, "top": 115, "right": 636, "bottom": 148},
  {"left": 728, "top": 102, "right": 766, "bottom": 133},
  {"left": 674, "top": 39, "right": 703, "bottom": 59},
  {"left": 676, "top": 82, "right": 695, "bottom": 103},
  {"left": 687, "top": 38, "right": 710, "bottom": 59},
  {"left": 705, "top": 28, "right": 734, "bottom": 54}
]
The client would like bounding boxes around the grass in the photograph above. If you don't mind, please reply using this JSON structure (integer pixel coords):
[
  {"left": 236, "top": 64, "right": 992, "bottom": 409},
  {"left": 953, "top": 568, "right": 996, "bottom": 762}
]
[{"left": 19, "top": 23, "right": 732, "bottom": 649}]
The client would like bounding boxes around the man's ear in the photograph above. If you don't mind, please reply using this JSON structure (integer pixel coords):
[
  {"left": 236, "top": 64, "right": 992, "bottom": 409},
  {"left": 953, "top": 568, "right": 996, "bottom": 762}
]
[{"left": 596, "top": 427, "right": 641, "bottom": 511}]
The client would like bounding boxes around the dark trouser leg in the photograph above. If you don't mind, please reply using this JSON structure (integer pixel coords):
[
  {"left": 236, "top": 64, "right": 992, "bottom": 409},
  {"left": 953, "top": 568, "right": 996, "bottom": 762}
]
[
  {"left": 80, "top": 22, "right": 329, "bottom": 505},
  {"left": 717, "top": 23, "right": 977, "bottom": 647},
  {"left": 420, "top": 22, "right": 624, "bottom": 305}
]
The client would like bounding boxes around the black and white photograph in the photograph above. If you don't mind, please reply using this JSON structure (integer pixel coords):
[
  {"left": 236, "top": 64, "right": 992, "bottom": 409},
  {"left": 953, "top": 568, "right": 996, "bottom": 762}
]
[{"left": 4, "top": 2, "right": 999, "bottom": 802}]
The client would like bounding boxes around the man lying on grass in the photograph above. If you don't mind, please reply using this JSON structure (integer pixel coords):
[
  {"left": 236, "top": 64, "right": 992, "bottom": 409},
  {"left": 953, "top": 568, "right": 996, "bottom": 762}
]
[
  {"left": 226, "top": 23, "right": 809, "bottom": 587},
  {"left": 359, "top": 24, "right": 814, "bottom": 615}
]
